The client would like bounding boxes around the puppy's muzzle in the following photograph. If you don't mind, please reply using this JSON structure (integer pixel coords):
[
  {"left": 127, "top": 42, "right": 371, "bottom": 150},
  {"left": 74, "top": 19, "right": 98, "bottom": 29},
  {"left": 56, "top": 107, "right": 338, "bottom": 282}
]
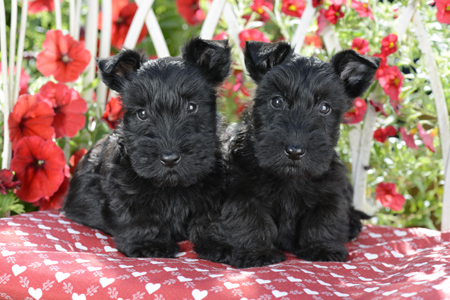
[
  {"left": 284, "top": 145, "right": 306, "bottom": 161},
  {"left": 160, "top": 150, "right": 181, "bottom": 168}
]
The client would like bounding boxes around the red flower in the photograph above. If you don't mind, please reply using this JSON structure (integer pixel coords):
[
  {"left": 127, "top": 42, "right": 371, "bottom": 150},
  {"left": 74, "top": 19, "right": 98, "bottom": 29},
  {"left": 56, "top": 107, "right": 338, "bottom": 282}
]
[
  {"left": 351, "top": 1, "right": 374, "bottom": 19},
  {"left": 239, "top": 29, "right": 270, "bottom": 48},
  {"left": 10, "top": 136, "right": 66, "bottom": 203},
  {"left": 37, "top": 166, "right": 70, "bottom": 211},
  {"left": 213, "top": 32, "right": 229, "bottom": 40},
  {"left": 8, "top": 94, "right": 55, "bottom": 151},
  {"left": 373, "top": 53, "right": 389, "bottom": 79},
  {"left": 69, "top": 148, "right": 88, "bottom": 175},
  {"left": 176, "top": 0, "right": 206, "bottom": 26},
  {"left": 251, "top": 0, "right": 273, "bottom": 21},
  {"left": 399, "top": 127, "right": 418, "bottom": 150},
  {"left": 317, "top": 9, "right": 331, "bottom": 35},
  {"left": 98, "top": 0, "right": 149, "bottom": 48},
  {"left": 375, "top": 182, "right": 405, "bottom": 211},
  {"left": 304, "top": 35, "right": 323, "bottom": 48},
  {"left": 436, "top": 0, "right": 450, "bottom": 24},
  {"left": 378, "top": 65, "right": 403, "bottom": 102},
  {"left": 28, "top": 0, "right": 62, "bottom": 14},
  {"left": 369, "top": 99, "right": 387, "bottom": 117},
  {"left": 323, "top": 4, "right": 344, "bottom": 24},
  {"left": 36, "top": 30, "right": 91, "bottom": 83},
  {"left": 0, "top": 63, "right": 30, "bottom": 95},
  {"left": 351, "top": 37, "right": 369, "bottom": 55},
  {"left": 343, "top": 98, "right": 367, "bottom": 124},
  {"left": 313, "top": 0, "right": 324, "bottom": 7},
  {"left": 0, "top": 169, "right": 20, "bottom": 195},
  {"left": 373, "top": 125, "right": 397, "bottom": 143},
  {"left": 281, "top": 0, "right": 306, "bottom": 18},
  {"left": 102, "top": 96, "right": 124, "bottom": 129},
  {"left": 36, "top": 82, "right": 87, "bottom": 138},
  {"left": 417, "top": 123, "right": 436, "bottom": 152},
  {"left": 380, "top": 34, "right": 398, "bottom": 57}
]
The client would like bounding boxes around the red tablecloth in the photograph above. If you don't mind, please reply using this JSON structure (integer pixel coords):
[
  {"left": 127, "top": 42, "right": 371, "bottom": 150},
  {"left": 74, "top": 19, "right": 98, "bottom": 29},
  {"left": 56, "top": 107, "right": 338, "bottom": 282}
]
[{"left": 0, "top": 211, "right": 449, "bottom": 300}]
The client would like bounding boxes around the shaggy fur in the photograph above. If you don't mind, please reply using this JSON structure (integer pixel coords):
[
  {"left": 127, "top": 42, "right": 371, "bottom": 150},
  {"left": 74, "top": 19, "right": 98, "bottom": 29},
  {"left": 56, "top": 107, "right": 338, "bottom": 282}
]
[
  {"left": 194, "top": 41, "right": 379, "bottom": 268},
  {"left": 63, "top": 37, "right": 231, "bottom": 258}
]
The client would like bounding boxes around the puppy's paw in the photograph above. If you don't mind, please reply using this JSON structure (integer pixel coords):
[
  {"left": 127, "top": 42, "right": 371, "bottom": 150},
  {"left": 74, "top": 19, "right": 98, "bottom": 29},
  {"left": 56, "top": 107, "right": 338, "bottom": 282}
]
[
  {"left": 195, "top": 243, "right": 233, "bottom": 264},
  {"left": 231, "top": 249, "right": 286, "bottom": 269},
  {"left": 121, "top": 242, "right": 180, "bottom": 258},
  {"left": 294, "top": 243, "right": 348, "bottom": 262}
]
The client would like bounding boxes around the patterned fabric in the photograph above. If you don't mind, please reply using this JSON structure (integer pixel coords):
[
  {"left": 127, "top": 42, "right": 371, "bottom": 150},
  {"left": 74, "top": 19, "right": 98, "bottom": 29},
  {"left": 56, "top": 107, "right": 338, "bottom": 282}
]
[{"left": 1, "top": 211, "right": 449, "bottom": 300}]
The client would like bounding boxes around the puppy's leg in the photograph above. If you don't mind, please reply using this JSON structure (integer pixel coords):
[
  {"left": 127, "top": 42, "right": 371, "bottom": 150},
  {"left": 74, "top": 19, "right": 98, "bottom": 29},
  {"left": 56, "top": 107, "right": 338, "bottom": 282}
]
[{"left": 294, "top": 202, "right": 350, "bottom": 262}]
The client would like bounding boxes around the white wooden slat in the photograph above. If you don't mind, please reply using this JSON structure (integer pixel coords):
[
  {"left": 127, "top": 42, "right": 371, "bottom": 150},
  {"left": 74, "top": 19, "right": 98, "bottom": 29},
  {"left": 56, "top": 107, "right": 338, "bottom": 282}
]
[
  {"left": 13, "top": 0, "right": 28, "bottom": 103},
  {"left": 53, "top": 0, "right": 62, "bottom": 30},
  {"left": 222, "top": 3, "right": 245, "bottom": 70},
  {"left": 292, "top": 0, "right": 316, "bottom": 54},
  {"left": 396, "top": 0, "right": 418, "bottom": 42},
  {"left": 442, "top": 149, "right": 450, "bottom": 231},
  {"left": 200, "top": 0, "right": 227, "bottom": 39},
  {"left": 97, "top": 0, "right": 112, "bottom": 114},
  {"left": 123, "top": 0, "right": 154, "bottom": 49},
  {"left": 0, "top": 0, "right": 11, "bottom": 169},
  {"left": 69, "top": 0, "right": 75, "bottom": 37},
  {"left": 82, "top": 0, "right": 99, "bottom": 100},
  {"left": 8, "top": 0, "right": 17, "bottom": 109},
  {"left": 73, "top": 0, "right": 82, "bottom": 40}
]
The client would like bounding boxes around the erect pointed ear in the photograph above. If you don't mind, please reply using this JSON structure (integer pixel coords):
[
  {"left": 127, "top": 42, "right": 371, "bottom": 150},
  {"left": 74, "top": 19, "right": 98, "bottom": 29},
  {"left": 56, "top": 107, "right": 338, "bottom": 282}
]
[
  {"left": 330, "top": 49, "right": 381, "bottom": 98},
  {"left": 182, "top": 37, "right": 232, "bottom": 86},
  {"left": 96, "top": 49, "right": 148, "bottom": 93},
  {"left": 244, "top": 41, "right": 293, "bottom": 83}
]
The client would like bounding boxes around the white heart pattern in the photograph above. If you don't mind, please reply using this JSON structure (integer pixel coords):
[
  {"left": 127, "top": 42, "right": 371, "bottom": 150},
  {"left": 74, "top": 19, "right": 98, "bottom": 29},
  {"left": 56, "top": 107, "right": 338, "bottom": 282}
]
[
  {"left": 67, "top": 228, "right": 80, "bottom": 234},
  {"left": 192, "top": 289, "right": 208, "bottom": 300},
  {"left": 368, "top": 232, "right": 382, "bottom": 238},
  {"left": 46, "top": 234, "right": 59, "bottom": 240},
  {"left": 304, "top": 289, "right": 319, "bottom": 295},
  {"left": 343, "top": 264, "right": 356, "bottom": 269},
  {"left": 394, "top": 230, "right": 407, "bottom": 237},
  {"left": 55, "top": 245, "right": 68, "bottom": 252},
  {"left": 164, "top": 267, "right": 178, "bottom": 271},
  {"left": 58, "top": 219, "right": 71, "bottom": 224},
  {"left": 88, "top": 267, "right": 102, "bottom": 272},
  {"left": 44, "top": 259, "right": 58, "bottom": 265},
  {"left": 24, "top": 242, "right": 38, "bottom": 247},
  {"left": 100, "top": 277, "right": 115, "bottom": 288},
  {"left": 95, "top": 232, "right": 108, "bottom": 239},
  {"left": 28, "top": 287, "right": 43, "bottom": 300},
  {"left": 7, "top": 221, "right": 21, "bottom": 226},
  {"left": 272, "top": 290, "right": 288, "bottom": 298},
  {"left": 401, "top": 292, "right": 417, "bottom": 298},
  {"left": 224, "top": 282, "right": 239, "bottom": 289},
  {"left": 104, "top": 246, "right": 118, "bottom": 252},
  {"left": 1, "top": 250, "right": 15, "bottom": 257},
  {"left": 364, "top": 253, "right": 378, "bottom": 260},
  {"left": 132, "top": 272, "right": 147, "bottom": 277},
  {"left": 382, "top": 290, "right": 398, "bottom": 296},
  {"left": 256, "top": 279, "right": 271, "bottom": 284},
  {"left": 317, "top": 280, "right": 331, "bottom": 286},
  {"left": 334, "top": 292, "right": 350, "bottom": 297},
  {"left": 38, "top": 224, "right": 51, "bottom": 230},
  {"left": 55, "top": 272, "right": 70, "bottom": 282},
  {"left": 75, "top": 242, "right": 88, "bottom": 251},
  {"left": 177, "top": 276, "right": 192, "bottom": 282},
  {"left": 145, "top": 283, "right": 161, "bottom": 294},
  {"left": 12, "top": 264, "right": 26, "bottom": 276},
  {"left": 287, "top": 276, "right": 302, "bottom": 282},
  {"left": 364, "top": 287, "right": 379, "bottom": 292},
  {"left": 15, "top": 230, "right": 29, "bottom": 236},
  {"left": 391, "top": 250, "right": 404, "bottom": 258},
  {"left": 72, "top": 293, "right": 86, "bottom": 300},
  {"left": 119, "top": 265, "right": 133, "bottom": 268},
  {"left": 76, "top": 258, "right": 90, "bottom": 263}
]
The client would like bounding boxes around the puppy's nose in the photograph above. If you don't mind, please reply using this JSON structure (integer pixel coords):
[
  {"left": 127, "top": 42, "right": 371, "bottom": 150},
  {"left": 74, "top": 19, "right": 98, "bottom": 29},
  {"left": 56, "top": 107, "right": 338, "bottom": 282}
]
[
  {"left": 285, "top": 145, "right": 306, "bottom": 160},
  {"left": 160, "top": 151, "right": 181, "bottom": 167}
]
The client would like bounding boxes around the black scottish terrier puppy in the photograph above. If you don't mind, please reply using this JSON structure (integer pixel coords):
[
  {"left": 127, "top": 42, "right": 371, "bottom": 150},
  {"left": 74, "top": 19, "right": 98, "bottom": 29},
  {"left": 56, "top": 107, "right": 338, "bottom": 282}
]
[
  {"left": 63, "top": 37, "right": 231, "bottom": 258},
  {"left": 195, "top": 41, "right": 379, "bottom": 268}
]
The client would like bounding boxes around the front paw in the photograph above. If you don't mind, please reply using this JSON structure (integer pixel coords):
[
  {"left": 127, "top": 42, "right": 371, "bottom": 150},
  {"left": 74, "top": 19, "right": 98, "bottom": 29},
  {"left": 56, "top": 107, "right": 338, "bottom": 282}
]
[
  {"left": 195, "top": 242, "right": 233, "bottom": 264},
  {"left": 294, "top": 243, "right": 348, "bottom": 262},
  {"left": 231, "top": 249, "right": 286, "bottom": 269},
  {"left": 119, "top": 242, "right": 180, "bottom": 258}
]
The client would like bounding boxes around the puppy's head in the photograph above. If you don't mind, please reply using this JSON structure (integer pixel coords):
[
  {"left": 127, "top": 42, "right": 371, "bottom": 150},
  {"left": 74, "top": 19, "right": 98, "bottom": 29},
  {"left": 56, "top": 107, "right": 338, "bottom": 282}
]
[
  {"left": 244, "top": 41, "right": 380, "bottom": 179},
  {"left": 97, "top": 37, "right": 231, "bottom": 187}
]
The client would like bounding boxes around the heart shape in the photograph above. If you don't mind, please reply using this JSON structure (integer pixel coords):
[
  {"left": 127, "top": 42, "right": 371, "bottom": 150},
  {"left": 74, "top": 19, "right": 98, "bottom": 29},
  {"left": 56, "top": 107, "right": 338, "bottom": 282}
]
[
  {"left": 313, "top": 264, "right": 327, "bottom": 268},
  {"left": 76, "top": 258, "right": 90, "bottom": 263},
  {"left": 29, "top": 217, "right": 42, "bottom": 221},
  {"left": 192, "top": 289, "right": 208, "bottom": 300},
  {"left": 72, "top": 293, "right": 86, "bottom": 300},
  {"left": 287, "top": 276, "right": 302, "bottom": 282},
  {"left": 24, "top": 242, "right": 38, "bottom": 247},
  {"left": 240, "top": 271, "right": 255, "bottom": 275},
  {"left": 272, "top": 290, "right": 288, "bottom": 298},
  {"left": 224, "top": 282, "right": 239, "bottom": 289},
  {"left": 7, "top": 221, "right": 21, "bottom": 226},
  {"left": 75, "top": 242, "right": 88, "bottom": 251},
  {"left": 334, "top": 292, "right": 349, "bottom": 297},
  {"left": 177, "top": 276, "right": 192, "bottom": 282},
  {"left": 12, "top": 265, "right": 26, "bottom": 276},
  {"left": 164, "top": 267, "right": 178, "bottom": 271},
  {"left": 145, "top": 283, "right": 161, "bottom": 294},
  {"left": 55, "top": 272, "right": 70, "bottom": 282},
  {"left": 100, "top": 277, "right": 115, "bottom": 288},
  {"left": 412, "top": 281, "right": 428, "bottom": 285},
  {"left": 209, "top": 274, "right": 224, "bottom": 278},
  {"left": 358, "top": 276, "right": 372, "bottom": 281},
  {"left": 38, "top": 225, "right": 51, "bottom": 230},
  {"left": 401, "top": 292, "right": 417, "bottom": 298},
  {"left": 55, "top": 245, "right": 67, "bottom": 252},
  {"left": 371, "top": 265, "right": 384, "bottom": 273},
  {"left": 184, "top": 258, "right": 198, "bottom": 262},
  {"left": 67, "top": 228, "right": 80, "bottom": 234},
  {"left": 364, "top": 253, "right": 378, "bottom": 260},
  {"left": 58, "top": 219, "right": 71, "bottom": 224},
  {"left": 104, "top": 246, "right": 118, "bottom": 252},
  {"left": 413, "top": 262, "right": 427, "bottom": 267},
  {"left": 301, "top": 268, "right": 314, "bottom": 274},
  {"left": 270, "top": 268, "right": 285, "bottom": 272},
  {"left": 119, "top": 265, "right": 133, "bottom": 268},
  {"left": 28, "top": 287, "right": 43, "bottom": 300},
  {"left": 132, "top": 272, "right": 147, "bottom": 277},
  {"left": 1, "top": 250, "right": 15, "bottom": 257},
  {"left": 391, "top": 251, "right": 404, "bottom": 258},
  {"left": 88, "top": 267, "right": 102, "bottom": 272},
  {"left": 304, "top": 289, "right": 319, "bottom": 295},
  {"left": 46, "top": 234, "right": 59, "bottom": 240},
  {"left": 330, "top": 273, "right": 344, "bottom": 278},
  {"left": 346, "top": 283, "right": 360, "bottom": 287},
  {"left": 195, "top": 268, "right": 209, "bottom": 272},
  {"left": 368, "top": 232, "right": 382, "bottom": 238},
  {"left": 15, "top": 230, "right": 29, "bottom": 236},
  {"left": 256, "top": 279, "right": 271, "bottom": 284},
  {"left": 364, "top": 287, "right": 379, "bottom": 292},
  {"left": 95, "top": 232, "right": 108, "bottom": 239},
  {"left": 394, "top": 230, "right": 407, "bottom": 237},
  {"left": 343, "top": 264, "right": 356, "bottom": 269},
  {"left": 44, "top": 259, "right": 58, "bottom": 266},
  {"left": 150, "top": 261, "right": 164, "bottom": 264},
  {"left": 317, "top": 280, "right": 331, "bottom": 286},
  {"left": 382, "top": 290, "right": 398, "bottom": 296},
  {"left": 175, "top": 252, "right": 186, "bottom": 257}
]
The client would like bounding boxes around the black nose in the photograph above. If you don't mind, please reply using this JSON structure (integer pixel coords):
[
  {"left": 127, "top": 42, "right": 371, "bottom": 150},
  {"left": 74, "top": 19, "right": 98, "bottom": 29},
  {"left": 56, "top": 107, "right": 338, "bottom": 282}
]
[
  {"left": 160, "top": 151, "right": 181, "bottom": 167},
  {"left": 285, "top": 145, "right": 306, "bottom": 160}
]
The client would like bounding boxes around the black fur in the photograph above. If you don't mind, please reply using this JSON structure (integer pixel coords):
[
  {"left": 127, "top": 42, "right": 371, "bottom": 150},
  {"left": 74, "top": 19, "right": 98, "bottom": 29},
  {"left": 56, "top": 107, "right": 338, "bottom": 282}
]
[
  {"left": 63, "top": 37, "right": 231, "bottom": 258},
  {"left": 194, "top": 41, "right": 380, "bottom": 268}
]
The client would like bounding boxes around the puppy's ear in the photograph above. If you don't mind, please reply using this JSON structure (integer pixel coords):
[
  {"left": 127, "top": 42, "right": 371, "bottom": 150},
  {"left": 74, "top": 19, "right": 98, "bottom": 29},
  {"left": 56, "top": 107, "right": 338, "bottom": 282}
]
[
  {"left": 330, "top": 49, "right": 381, "bottom": 98},
  {"left": 96, "top": 49, "right": 148, "bottom": 92},
  {"left": 182, "top": 37, "right": 231, "bottom": 86},
  {"left": 244, "top": 41, "right": 293, "bottom": 83}
]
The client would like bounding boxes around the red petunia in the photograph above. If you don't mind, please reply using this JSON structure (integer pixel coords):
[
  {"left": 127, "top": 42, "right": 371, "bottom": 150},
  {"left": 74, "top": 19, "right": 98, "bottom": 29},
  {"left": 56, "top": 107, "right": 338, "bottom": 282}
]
[
  {"left": 36, "top": 30, "right": 91, "bottom": 83},
  {"left": 28, "top": 0, "right": 62, "bottom": 14},
  {"left": 0, "top": 169, "right": 20, "bottom": 195},
  {"left": 102, "top": 96, "right": 124, "bottom": 129},
  {"left": 70, "top": 148, "right": 88, "bottom": 175},
  {"left": 436, "top": 0, "right": 450, "bottom": 24},
  {"left": 417, "top": 123, "right": 436, "bottom": 152},
  {"left": 239, "top": 29, "right": 270, "bottom": 48},
  {"left": 369, "top": 99, "right": 387, "bottom": 117},
  {"left": 10, "top": 136, "right": 66, "bottom": 203},
  {"left": 351, "top": 1, "right": 374, "bottom": 19},
  {"left": 37, "top": 166, "right": 70, "bottom": 211},
  {"left": 343, "top": 98, "right": 367, "bottom": 124},
  {"left": 323, "top": 4, "right": 344, "bottom": 24},
  {"left": 8, "top": 94, "right": 55, "bottom": 151},
  {"left": 251, "top": 0, "right": 274, "bottom": 21},
  {"left": 373, "top": 125, "right": 397, "bottom": 143},
  {"left": 378, "top": 65, "right": 403, "bottom": 102},
  {"left": 304, "top": 35, "right": 323, "bottom": 48},
  {"left": 36, "top": 82, "right": 87, "bottom": 138},
  {"left": 373, "top": 53, "right": 389, "bottom": 79},
  {"left": 281, "top": 0, "right": 306, "bottom": 19},
  {"left": 176, "top": 0, "right": 206, "bottom": 26},
  {"left": 213, "top": 31, "right": 229, "bottom": 40},
  {"left": 317, "top": 9, "right": 331, "bottom": 35},
  {"left": 375, "top": 182, "right": 405, "bottom": 211},
  {"left": 399, "top": 127, "right": 418, "bottom": 150},
  {"left": 98, "top": 0, "right": 149, "bottom": 48},
  {"left": 351, "top": 37, "right": 369, "bottom": 55},
  {"left": 380, "top": 34, "right": 398, "bottom": 57},
  {"left": 313, "top": 0, "right": 324, "bottom": 7}
]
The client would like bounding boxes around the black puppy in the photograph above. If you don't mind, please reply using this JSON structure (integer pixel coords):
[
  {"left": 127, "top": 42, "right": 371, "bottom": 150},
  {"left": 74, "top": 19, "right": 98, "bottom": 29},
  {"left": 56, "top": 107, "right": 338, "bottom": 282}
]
[
  {"left": 195, "top": 41, "right": 379, "bottom": 268},
  {"left": 63, "top": 37, "right": 231, "bottom": 258}
]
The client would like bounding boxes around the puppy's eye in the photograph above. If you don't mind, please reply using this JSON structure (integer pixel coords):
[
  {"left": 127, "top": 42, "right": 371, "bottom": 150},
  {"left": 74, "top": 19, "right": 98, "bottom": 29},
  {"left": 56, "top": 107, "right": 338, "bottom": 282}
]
[
  {"left": 319, "top": 102, "right": 331, "bottom": 115},
  {"left": 270, "top": 97, "right": 284, "bottom": 109},
  {"left": 187, "top": 102, "right": 198, "bottom": 114},
  {"left": 136, "top": 109, "right": 147, "bottom": 120}
]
